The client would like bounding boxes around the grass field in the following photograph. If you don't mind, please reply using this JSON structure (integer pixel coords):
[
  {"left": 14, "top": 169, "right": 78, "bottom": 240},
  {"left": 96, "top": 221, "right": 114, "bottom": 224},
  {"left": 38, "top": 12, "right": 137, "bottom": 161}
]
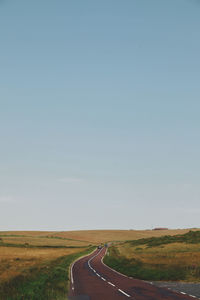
[
  {"left": 0, "top": 228, "right": 198, "bottom": 245},
  {"left": 0, "top": 231, "right": 96, "bottom": 300},
  {"left": 0, "top": 247, "right": 83, "bottom": 283},
  {"left": 41, "top": 229, "right": 199, "bottom": 244},
  {"left": 0, "top": 246, "right": 95, "bottom": 300},
  {"left": 104, "top": 231, "right": 200, "bottom": 282},
  {"left": 0, "top": 236, "right": 90, "bottom": 248}
]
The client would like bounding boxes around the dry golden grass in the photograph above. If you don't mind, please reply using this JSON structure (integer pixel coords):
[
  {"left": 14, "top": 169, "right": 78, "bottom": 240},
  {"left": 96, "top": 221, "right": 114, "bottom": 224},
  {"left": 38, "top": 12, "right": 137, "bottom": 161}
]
[
  {"left": 45, "top": 228, "right": 199, "bottom": 244},
  {"left": 114, "top": 241, "right": 200, "bottom": 281},
  {"left": 0, "top": 246, "right": 81, "bottom": 283},
  {"left": 1, "top": 236, "right": 89, "bottom": 247},
  {"left": 1, "top": 231, "right": 55, "bottom": 237},
  {"left": 118, "top": 242, "right": 200, "bottom": 260},
  {"left": 1, "top": 229, "right": 200, "bottom": 285}
]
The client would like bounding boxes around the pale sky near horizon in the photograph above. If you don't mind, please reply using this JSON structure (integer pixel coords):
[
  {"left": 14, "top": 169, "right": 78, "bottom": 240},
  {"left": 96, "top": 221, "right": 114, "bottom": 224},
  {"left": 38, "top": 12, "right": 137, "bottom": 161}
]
[{"left": 0, "top": 0, "right": 200, "bottom": 231}]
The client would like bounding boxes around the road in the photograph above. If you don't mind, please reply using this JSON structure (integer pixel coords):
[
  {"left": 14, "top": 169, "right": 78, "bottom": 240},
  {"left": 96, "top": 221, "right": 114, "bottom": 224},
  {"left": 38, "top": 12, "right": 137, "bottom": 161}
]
[{"left": 69, "top": 247, "right": 198, "bottom": 300}]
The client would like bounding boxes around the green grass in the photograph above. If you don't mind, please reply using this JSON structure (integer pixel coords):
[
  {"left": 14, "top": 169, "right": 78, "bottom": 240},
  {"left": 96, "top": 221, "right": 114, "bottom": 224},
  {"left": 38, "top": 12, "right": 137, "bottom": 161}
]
[
  {"left": 126, "top": 230, "right": 200, "bottom": 248},
  {"left": 104, "top": 247, "right": 187, "bottom": 281},
  {"left": 0, "top": 242, "right": 87, "bottom": 249},
  {"left": 104, "top": 231, "right": 200, "bottom": 282},
  {"left": 0, "top": 246, "right": 95, "bottom": 300}
]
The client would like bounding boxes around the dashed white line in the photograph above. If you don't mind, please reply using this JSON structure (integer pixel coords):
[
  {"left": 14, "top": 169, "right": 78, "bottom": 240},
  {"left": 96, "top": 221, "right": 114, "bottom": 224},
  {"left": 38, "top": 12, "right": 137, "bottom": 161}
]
[
  {"left": 88, "top": 247, "right": 132, "bottom": 298},
  {"left": 72, "top": 247, "right": 200, "bottom": 300},
  {"left": 108, "top": 282, "right": 115, "bottom": 287},
  {"left": 149, "top": 282, "right": 200, "bottom": 299},
  {"left": 118, "top": 289, "right": 131, "bottom": 297},
  {"left": 101, "top": 249, "right": 131, "bottom": 279},
  {"left": 180, "top": 292, "right": 199, "bottom": 299}
]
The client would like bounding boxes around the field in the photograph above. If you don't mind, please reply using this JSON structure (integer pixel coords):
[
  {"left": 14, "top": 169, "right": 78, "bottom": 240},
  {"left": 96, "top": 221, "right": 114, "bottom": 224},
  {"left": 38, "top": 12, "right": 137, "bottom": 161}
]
[
  {"left": 0, "top": 247, "right": 84, "bottom": 284},
  {"left": 0, "top": 228, "right": 197, "bottom": 245},
  {"left": 0, "top": 232, "right": 96, "bottom": 300},
  {"left": 36, "top": 228, "right": 199, "bottom": 244},
  {"left": 0, "top": 229, "right": 199, "bottom": 299},
  {"left": 0, "top": 244, "right": 95, "bottom": 300},
  {"left": 0, "top": 235, "right": 90, "bottom": 248},
  {"left": 104, "top": 231, "right": 200, "bottom": 282}
]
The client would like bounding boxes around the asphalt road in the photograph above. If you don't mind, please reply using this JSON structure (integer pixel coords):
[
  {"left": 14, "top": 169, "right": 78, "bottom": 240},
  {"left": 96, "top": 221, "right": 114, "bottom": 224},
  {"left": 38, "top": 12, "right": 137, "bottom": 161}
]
[{"left": 69, "top": 247, "right": 199, "bottom": 300}]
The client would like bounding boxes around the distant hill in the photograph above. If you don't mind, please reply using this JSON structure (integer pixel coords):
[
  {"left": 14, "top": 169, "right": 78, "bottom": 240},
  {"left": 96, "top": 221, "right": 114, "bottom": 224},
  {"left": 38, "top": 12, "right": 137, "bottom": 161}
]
[{"left": 1, "top": 228, "right": 200, "bottom": 244}]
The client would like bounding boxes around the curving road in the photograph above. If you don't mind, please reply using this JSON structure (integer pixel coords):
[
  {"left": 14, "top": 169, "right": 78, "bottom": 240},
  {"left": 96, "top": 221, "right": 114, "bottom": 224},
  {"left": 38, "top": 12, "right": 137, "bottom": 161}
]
[{"left": 69, "top": 247, "right": 199, "bottom": 300}]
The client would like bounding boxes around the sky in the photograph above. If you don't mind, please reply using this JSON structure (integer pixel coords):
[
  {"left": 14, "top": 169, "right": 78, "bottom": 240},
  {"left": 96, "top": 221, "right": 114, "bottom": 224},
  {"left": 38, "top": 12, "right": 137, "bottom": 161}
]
[{"left": 0, "top": 0, "right": 200, "bottom": 231}]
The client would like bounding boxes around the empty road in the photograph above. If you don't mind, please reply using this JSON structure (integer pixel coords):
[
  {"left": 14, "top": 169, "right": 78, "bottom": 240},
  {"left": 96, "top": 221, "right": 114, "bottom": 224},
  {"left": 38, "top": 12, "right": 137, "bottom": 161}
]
[{"left": 69, "top": 247, "right": 198, "bottom": 300}]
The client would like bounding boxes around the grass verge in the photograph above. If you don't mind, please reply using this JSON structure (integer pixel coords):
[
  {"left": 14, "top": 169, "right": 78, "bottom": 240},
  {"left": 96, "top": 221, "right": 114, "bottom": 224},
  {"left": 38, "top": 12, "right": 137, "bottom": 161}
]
[
  {"left": 0, "top": 246, "right": 95, "bottom": 300},
  {"left": 104, "top": 232, "right": 200, "bottom": 282},
  {"left": 104, "top": 246, "right": 187, "bottom": 281}
]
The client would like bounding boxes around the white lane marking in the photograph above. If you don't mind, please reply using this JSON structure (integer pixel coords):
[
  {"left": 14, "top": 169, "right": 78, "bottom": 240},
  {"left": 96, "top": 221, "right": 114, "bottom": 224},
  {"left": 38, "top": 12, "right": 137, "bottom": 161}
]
[
  {"left": 179, "top": 291, "right": 199, "bottom": 299},
  {"left": 101, "top": 249, "right": 131, "bottom": 279},
  {"left": 70, "top": 248, "right": 96, "bottom": 291},
  {"left": 118, "top": 289, "right": 131, "bottom": 297},
  {"left": 88, "top": 247, "right": 132, "bottom": 298},
  {"left": 71, "top": 265, "right": 74, "bottom": 285},
  {"left": 88, "top": 247, "right": 104, "bottom": 269},
  {"left": 108, "top": 282, "right": 115, "bottom": 287}
]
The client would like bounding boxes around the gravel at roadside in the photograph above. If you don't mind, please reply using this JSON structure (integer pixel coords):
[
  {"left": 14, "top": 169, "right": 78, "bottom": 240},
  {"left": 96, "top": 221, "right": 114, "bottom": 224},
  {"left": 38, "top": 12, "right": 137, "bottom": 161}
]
[{"left": 152, "top": 282, "right": 200, "bottom": 299}]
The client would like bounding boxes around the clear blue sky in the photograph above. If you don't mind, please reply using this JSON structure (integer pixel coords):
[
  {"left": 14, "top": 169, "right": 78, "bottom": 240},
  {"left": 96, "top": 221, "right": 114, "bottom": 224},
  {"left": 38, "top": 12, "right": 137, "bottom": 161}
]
[{"left": 0, "top": 0, "right": 200, "bottom": 230}]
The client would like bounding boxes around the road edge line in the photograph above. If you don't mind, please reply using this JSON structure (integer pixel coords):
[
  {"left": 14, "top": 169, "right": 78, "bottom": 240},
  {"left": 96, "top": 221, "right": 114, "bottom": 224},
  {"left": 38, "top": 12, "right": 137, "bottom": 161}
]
[{"left": 69, "top": 247, "right": 97, "bottom": 291}]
